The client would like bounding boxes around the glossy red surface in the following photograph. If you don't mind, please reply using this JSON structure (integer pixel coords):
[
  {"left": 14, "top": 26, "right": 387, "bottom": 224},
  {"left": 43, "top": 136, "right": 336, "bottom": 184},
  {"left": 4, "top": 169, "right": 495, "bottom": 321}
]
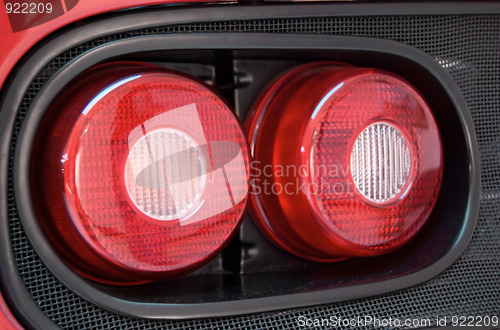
[
  {"left": 0, "top": 293, "right": 22, "bottom": 330},
  {"left": 32, "top": 63, "right": 250, "bottom": 283},
  {"left": 0, "top": 0, "right": 220, "bottom": 91},
  {"left": 246, "top": 62, "right": 442, "bottom": 261}
]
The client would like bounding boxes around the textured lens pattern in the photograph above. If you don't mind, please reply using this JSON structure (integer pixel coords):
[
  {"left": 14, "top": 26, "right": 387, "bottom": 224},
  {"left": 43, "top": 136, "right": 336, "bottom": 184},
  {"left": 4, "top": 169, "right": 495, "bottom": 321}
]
[
  {"left": 48, "top": 69, "right": 250, "bottom": 277},
  {"left": 312, "top": 74, "right": 441, "bottom": 248},
  {"left": 125, "top": 128, "right": 207, "bottom": 221},
  {"left": 350, "top": 122, "right": 412, "bottom": 204}
]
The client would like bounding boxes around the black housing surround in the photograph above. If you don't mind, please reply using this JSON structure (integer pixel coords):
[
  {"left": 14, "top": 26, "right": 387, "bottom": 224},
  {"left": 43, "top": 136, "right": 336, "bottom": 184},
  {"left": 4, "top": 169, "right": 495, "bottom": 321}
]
[{"left": 0, "top": 2, "right": 495, "bottom": 328}]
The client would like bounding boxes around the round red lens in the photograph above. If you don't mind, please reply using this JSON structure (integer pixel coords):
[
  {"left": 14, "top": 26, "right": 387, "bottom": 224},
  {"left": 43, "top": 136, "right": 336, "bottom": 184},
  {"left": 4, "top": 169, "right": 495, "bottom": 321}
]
[
  {"left": 32, "top": 63, "right": 250, "bottom": 283},
  {"left": 246, "top": 62, "right": 442, "bottom": 261}
]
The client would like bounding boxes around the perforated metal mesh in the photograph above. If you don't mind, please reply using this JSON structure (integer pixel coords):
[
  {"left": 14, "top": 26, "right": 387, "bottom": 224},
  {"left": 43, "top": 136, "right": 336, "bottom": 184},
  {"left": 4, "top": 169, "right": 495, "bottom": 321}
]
[{"left": 7, "top": 14, "right": 500, "bottom": 329}]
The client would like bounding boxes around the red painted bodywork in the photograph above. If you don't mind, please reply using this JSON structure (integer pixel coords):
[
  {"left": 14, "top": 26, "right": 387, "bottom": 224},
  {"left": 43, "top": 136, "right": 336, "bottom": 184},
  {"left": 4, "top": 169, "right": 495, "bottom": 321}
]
[
  {"left": 0, "top": 292, "right": 22, "bottom": 329},
  {"left": 0, "top": 0, "right": 217, "bottom": 91}
]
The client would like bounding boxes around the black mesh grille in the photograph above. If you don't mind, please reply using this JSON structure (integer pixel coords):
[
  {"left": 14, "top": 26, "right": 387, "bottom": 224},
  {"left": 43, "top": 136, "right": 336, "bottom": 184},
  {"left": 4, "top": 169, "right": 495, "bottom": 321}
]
[{"left": 7, "top": 14, "right": 500, "bottom": 329}]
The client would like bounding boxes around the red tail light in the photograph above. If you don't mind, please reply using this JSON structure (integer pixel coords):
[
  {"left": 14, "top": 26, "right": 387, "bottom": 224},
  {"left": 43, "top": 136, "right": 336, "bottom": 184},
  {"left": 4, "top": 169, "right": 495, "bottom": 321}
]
[
  {"left": 32, "top": 63, "right": 250, "bottom": 283},
  {"left": 246, "top": 62, "right": 442, "bottom": 261}
]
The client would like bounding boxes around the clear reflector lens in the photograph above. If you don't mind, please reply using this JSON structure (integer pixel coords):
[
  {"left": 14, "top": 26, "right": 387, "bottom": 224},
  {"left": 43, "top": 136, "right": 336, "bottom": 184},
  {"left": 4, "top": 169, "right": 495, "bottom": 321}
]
[
  {"left": 350, "top": 122, "right": 413, "bottom": 205},
  {"left": 124, "top": 128, "right": 208, "bottom": 221}
]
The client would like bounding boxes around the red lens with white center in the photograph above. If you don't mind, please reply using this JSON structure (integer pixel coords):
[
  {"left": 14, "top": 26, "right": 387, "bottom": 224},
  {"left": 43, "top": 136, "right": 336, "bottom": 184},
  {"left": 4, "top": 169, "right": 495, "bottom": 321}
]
[
  {"left": 246, "top": 62, "right": 442, "bottom": 261},
  {"left": 32, "top": 63, "right": 250, "bottom": 283}
]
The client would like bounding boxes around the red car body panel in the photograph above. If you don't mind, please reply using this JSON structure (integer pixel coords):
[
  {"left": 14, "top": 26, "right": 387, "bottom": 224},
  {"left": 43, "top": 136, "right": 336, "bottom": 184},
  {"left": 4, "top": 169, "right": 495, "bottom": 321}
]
[
  {"left": 0, "top": 292, "right": 22, "bottom": 329},
  {"left": 0, "top": 0, "right": 215, "bottom": 90}
]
